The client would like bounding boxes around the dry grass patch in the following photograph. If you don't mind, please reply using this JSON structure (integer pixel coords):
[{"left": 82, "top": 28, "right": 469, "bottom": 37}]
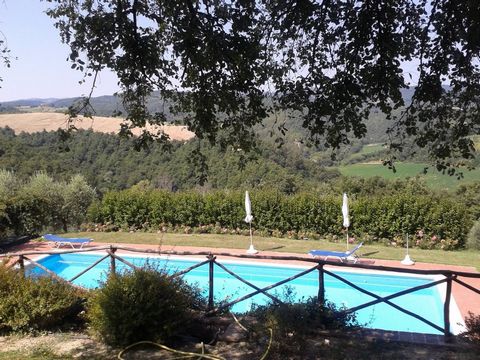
[{"left": 0, "top": 112, "right": 194, "bottom": 141}]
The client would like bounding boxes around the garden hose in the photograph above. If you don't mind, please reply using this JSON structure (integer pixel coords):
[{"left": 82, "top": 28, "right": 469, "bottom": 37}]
[
  {"left": 228, "top": 312, "right": 273, "bottom": 360},
  {"left": 230, "top": 312, "right": 248, "bottom": 332},
  {"left": 259, "top": 328, "right": 273, "bottom": 360},
  {"left": 117, "top": 341, "right": 225, "bottom": 360},
  {"left": 117, "top": 326, "right": 274, "bottom": 359},
  {"left": 117, "top": 313, "right": 273, "bottom": 360}
]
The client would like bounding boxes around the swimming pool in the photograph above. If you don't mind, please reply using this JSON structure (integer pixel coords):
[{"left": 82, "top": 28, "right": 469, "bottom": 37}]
[{"left": 30, "top": 253, "right": 460, "bottom": 335}]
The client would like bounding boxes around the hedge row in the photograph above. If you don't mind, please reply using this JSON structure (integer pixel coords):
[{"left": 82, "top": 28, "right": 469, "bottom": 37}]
[{"left": 88, "top": 189, "right": 472, "bottom": 248}]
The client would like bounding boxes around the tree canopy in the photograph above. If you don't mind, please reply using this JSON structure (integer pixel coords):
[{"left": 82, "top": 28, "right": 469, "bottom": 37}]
[
  {"left": 0, "top": 32, "right": 12, "bottom": 87},
  {"left": 40, "top": 1, "right": 480, "bottom": 172}
]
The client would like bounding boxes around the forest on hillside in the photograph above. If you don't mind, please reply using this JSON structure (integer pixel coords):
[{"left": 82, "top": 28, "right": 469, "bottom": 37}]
[
  {"left": 0, "top": 127, "right": 340, "bottom": 194},
  {"left": 1, "top": 124, "right": 478, "bottom": 194}
]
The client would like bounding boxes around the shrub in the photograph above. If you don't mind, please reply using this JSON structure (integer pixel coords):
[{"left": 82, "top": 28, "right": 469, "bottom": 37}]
[
  {"left": 87, "top": 266, "right": 205, "bottom": 346},
  {"left": 248, "top": 297, "right": 358, "bottom": 354},
  {"left": 0, "top": 266, "right": 85, "bottom": 332},
  {"left": 467, "top": 221, "right": 480, "bottom": 250},
  {"left": 251, "top": 298, "right": 357, "bottom": 335},
  {"left": 462, "top": 312, "right": 480, "bottom": 342}
]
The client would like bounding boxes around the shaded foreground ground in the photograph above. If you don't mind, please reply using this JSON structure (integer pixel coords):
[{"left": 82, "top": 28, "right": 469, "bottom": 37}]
[{"left": 0, "top": 329, "right": 478, "bottom": 360}]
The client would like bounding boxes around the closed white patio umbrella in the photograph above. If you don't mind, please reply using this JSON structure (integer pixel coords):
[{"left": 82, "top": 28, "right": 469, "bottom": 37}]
[
  {"left": 245, "top": 191, "right": 258, "bottom": 254},
  {"left": 342, "top": 193, "right": 350, "bottom": 251}
]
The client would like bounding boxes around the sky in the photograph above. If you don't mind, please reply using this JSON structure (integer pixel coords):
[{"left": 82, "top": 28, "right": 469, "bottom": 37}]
[{"left": 0, "top": 0, "right": 120, "bottom": 102}]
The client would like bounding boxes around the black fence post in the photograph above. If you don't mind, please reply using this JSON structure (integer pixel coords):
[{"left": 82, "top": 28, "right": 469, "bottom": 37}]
[
  {"left": 208, "top": 254, "right": 215, "bottom": 311},
  {"left": 444, "top": 274, "right": 453, "bottom": 341},
  {"left": 110, "top": 246, "right": 117, "bottom": 276},
  {"left": 18, "top": 255, "right": 25, "bottom": 276},
  {"left": 318, "top": 264, "right": 325, "bottom": 305}
]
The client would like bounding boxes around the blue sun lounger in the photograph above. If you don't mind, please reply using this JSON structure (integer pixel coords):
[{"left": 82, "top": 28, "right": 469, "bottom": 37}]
[
  {"left": 309, "top": 242, "right": 363, "bottom": 263},
  {"left": 43, "top": 234, "right": 93, "bottom": 249}
]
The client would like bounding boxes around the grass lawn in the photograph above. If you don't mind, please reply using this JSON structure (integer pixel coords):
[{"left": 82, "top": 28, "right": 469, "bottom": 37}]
[
  {"left": 338, "top": 162, "right": 480, "bottom": 190},
  {"left": 347, "top": 143, "right": 385, "bottom": 161},
  {"left": 62, "top": 232, "right": 480, "bottom": 270}
]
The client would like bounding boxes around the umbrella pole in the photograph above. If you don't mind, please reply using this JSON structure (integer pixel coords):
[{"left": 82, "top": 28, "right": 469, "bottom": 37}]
[
  {"left": 401, "top": 233, "right": 415, "bottom": 265},
  {"left": 346, "top": 228, "right": 349, "bottom": 251},
  {"left": 246, "top": 222, "right": 258, "bottom": 254},
  {"left": 249, "top": 222, "right": 253, "bottom": 247}
]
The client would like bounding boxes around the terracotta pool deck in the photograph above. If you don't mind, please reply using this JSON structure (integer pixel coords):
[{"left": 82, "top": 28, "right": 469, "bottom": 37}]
[{"left": 5, "top": 240, "right": 480, "bottom": 345}]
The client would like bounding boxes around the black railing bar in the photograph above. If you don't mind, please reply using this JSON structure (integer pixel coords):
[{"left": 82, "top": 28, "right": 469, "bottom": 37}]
[
  {"left": 325, "top": 269, "right": 447, "bottom": 334},
  {"left": 171, "top": 259, "right": 213, "bottom": 278},
  {"left": 5, "top": 246, "right": 480, "bottom": 279},
  {"left": 69, "top": 254, "right": 110, "bottom": 282},
  {"left": 344, "top": 283, "right": 447, "bottom": 334},
  {"left": 135, "top": 249, "right": 480, "bottom": 278},
  {"left": 5, "top": 257, "right": 20, "bottom": 269},
  {"left": 347, "top": 297, "right": 445, "bottom": 335},
  {"left": 114, "top": 247, "right": 322, "bottom": 260},
  {"left": 108, "top": 251, "right": 141, "bottom": 271},
  {"left": 453, "top": 277, "right": 480, "bottom": 296},
  {"left": 319, "top": 261, "right": 480, "bottom": 278},
  {"left": 23, "top": 255, "right": 65, "bottom": 281},
  {"left": 213, "top": 260, "right": 284, "bottom": 305},
  {"left": 23, "top": 256, "right": 84, "bottom": 290},
  {"left": 325, "top": 268, "right": 447, "bottom": 311},
  {"left": 346, "top": 277, "right": 447, "bottom": 315},
  {"left": 0, "top": 246, "right": 113, "bottom": 257},
  {"left": 207, "top": 264, "right": 320, "bottom": 315}
]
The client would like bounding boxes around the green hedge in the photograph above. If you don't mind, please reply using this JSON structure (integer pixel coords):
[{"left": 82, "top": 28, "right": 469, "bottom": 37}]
[{"left": 88, "top": 189, "right": 472, "bottom": 249}]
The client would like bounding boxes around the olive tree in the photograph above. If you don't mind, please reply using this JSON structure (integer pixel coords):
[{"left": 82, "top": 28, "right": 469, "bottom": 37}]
[
  {"left": 59, "top": 174, "right": 97, "bottom": 231},
  {"left": 0, "top": 171, "right": 96, "bottom": 236}
]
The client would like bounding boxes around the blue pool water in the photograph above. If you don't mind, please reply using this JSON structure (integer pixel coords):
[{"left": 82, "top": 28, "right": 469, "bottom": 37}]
[{"left": 31, "top": 253, "right": 445, "bottom": 335}]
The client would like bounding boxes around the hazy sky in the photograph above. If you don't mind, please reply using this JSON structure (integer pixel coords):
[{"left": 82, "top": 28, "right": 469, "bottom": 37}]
[{"left": 0, "top": 0, "right": 120, "bottom": 102}]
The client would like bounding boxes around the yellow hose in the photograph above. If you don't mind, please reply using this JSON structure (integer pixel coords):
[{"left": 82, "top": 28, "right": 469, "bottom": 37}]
[
  {"left": 117, "top": 325, "right": 274, "bottom": 359},
  {"left": 259, "top": 328, "right": 273, "bottom": 360},
  {"left": 117, "top": 340, "right": 226, "bottom": 360}
]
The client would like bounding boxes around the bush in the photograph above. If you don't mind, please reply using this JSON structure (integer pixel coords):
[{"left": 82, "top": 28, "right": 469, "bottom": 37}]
[
  {"left": 467, "top": 221, "right": 480, "bottom": 250},
  {"left": 251, "top": 298, "right": 357, "bottom": 335},
  {"left": 0, "top": 266, "right": 85, "bottom": 332},
  {"left": 87, "top": 266, "right": 205, "bottom": 346},
  {"left": 462, "top": 312, "right": 480, "bottom": 342},
  {"left": 248, "top": 297, "right": 358, "bottom": 354}
]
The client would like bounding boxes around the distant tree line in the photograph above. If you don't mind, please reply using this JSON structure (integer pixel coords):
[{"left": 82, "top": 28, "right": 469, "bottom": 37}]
[{"left": 0, "top": 127, "right": 339, "bottom": 194}]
